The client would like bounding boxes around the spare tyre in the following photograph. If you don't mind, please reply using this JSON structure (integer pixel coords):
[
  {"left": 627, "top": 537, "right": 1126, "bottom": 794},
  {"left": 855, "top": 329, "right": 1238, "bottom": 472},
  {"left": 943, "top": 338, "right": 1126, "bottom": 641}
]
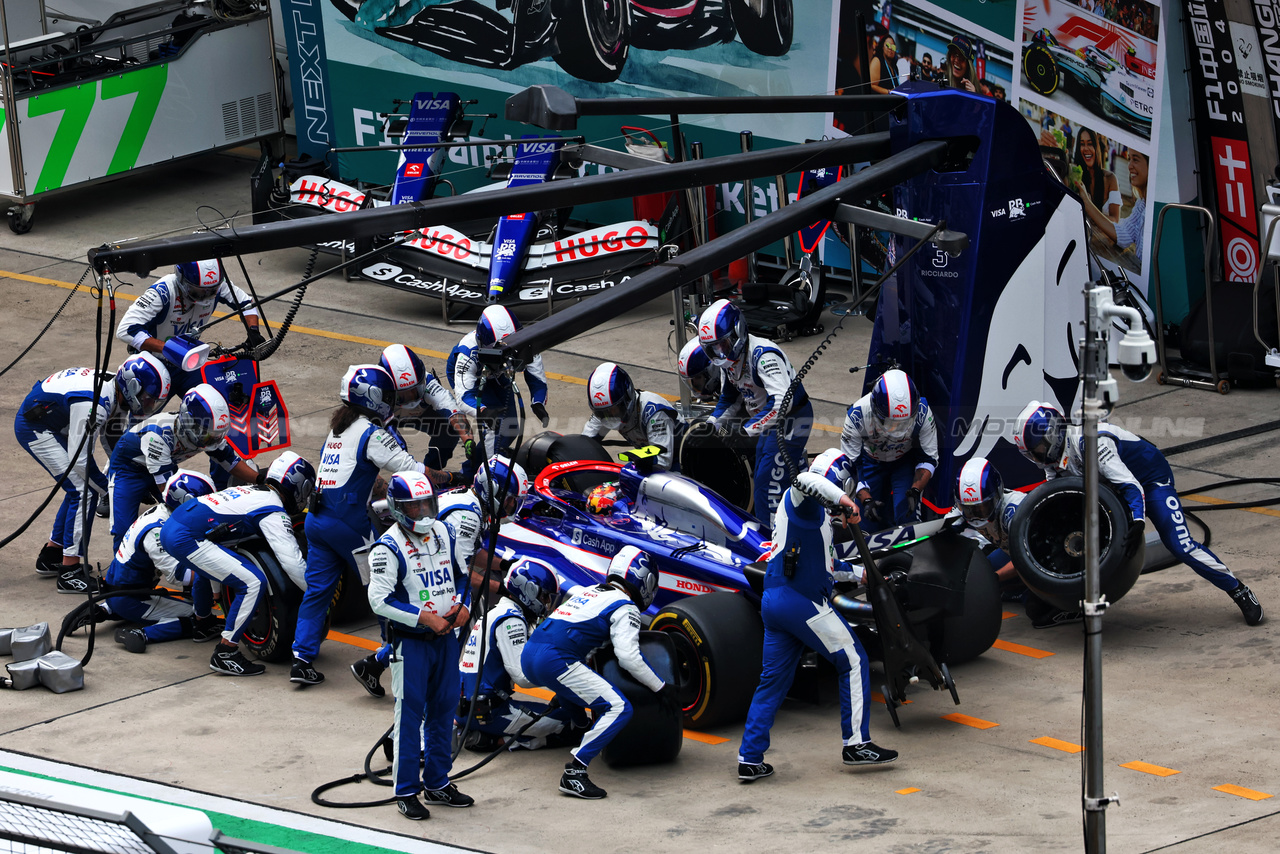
[
  {"left": 227, "top": 543, "right": 302, "bottom": 663},
  {"left": 1008, "top": 476, "right": 1144, "bottom": 612},
  {"left": 597, "top": 631, "right": 683, "bottom": 768}
]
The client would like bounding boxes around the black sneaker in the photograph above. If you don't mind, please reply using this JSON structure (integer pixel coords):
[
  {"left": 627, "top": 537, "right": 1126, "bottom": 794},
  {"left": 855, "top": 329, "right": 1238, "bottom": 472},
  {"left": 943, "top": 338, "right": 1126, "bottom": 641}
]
[
  {"left": 462, "top": 730, "right": 505, "bottom": 753},
  {"left": 738, "top": 761, "right": 774, "bottom": 783},
  {"left": 396, "top": 796, "right": 430, "bottom": 821},
  {"left": 1031, "top": 609, "right": 1083, "bottom": 629},
  {"left": 842, "top": 742, "right": 898, "bottom": 766},
  {"left": 1230, "top": 584, "right": 1265, "bottom": 626},
  {"left": 559, "top": 760, "right": 606, "bottom": 800},
  {"left": 36, "top": 544, "right": 63, "bottom": 577},
  {"left": 190, "top": 615, "right": 224, "bottom": 643},
  {"left": 67, "top": 604, "right": 110, "bottom": 634},
  {"left": 350, "top": 655, "right": 386, "bottom": 698},
  {"left": 95, "top": 496, "right": 110, "bottom": 519},
  {"left": 423, "top": 783, "right": 474, "bottom": 808},
  {"left": 115, "top": 627, "right": 148, "bottom": 653},
  {"left": 56, "top": 565, "right": 99, "bottom": 594},
  {"left": 210, "top": 645, "right": 265, "bottom": 676},
  {"left": 290, "top": 658, "right": 324, "bottom": 686}
]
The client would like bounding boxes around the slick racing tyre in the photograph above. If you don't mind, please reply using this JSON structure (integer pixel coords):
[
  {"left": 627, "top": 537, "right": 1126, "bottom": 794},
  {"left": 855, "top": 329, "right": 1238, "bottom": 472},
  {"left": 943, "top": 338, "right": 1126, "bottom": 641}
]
[
  {"left": 226, "top": 544, "right": 302, "bottom": 663},
  {"left": 729, "top": 0, "right": 793, "bottom": 56},
  {"left": 597, "top": 631, "right": 684, "bottom": 767},
  {"left": 554, "top": 0, "right": 630, "bottom": 82},
  {"left": 931, "top": 545, "right": 1002, "bottom": 664},
  {"left": 1023, "top": 43, "right": 1059, "bottom": 95},
  {"left": 516, "top": 431, "right": 615, "bottom": 492},
  {"left": 649, "top": 592, "right": 763, "bottom": 729},
  {"left": 1008, "top": 477, "right": 1144, "bottom": 613},
  {"left": 677, "top": 420, "right": 754, "bottom": 512}
]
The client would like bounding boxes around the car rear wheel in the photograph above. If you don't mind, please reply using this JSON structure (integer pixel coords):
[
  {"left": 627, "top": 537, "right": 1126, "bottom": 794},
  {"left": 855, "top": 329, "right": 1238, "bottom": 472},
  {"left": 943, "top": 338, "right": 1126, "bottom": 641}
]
[
  {"left": 1023, "top": 43, "right": 1059, "bottom": 95},
  {"left": 930, "top": 548, "right": 1002, "bottom": 664},
  {"left": 729, "top": 0, "right": 793, "bottom": 56},
  {"left": 554, "top": 0, "right": 630, "bottom": 83}
]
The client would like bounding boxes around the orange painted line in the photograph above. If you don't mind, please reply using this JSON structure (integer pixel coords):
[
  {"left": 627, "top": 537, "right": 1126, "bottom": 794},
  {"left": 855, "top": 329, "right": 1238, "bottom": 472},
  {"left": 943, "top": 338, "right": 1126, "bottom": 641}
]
[
  {"left": 991, "top": 639, "right": 1055, "bottom": 659},
  {"left": 1031, "top": 736, "right": 1083, "bottom": 754},
  {"left": 325, "top": 630, "right": 381, "bottom": 651},
  {"left": 895, "top": 787, "right": 921, "bottom": 795},
  {"left": 1002, "top": 611, "right": 1018, "bottom": 620},
  {"left": 1213, "top": 784, "right": 1272, "bottom": 801},
  {"left": 941, "top": 713, "right": 998, "bottom": 730},
  {"left": 513, "top": 685, "right": 556, "bottom": 701},
  {"left": 1121, "top": 760, "right": 1179, "bottom": 777},
  {"left": 870, "top": 692, "right": 911, "bottom": 705},
  {"left": 682, "top": 730, "right": 731, "bottom": 745}
]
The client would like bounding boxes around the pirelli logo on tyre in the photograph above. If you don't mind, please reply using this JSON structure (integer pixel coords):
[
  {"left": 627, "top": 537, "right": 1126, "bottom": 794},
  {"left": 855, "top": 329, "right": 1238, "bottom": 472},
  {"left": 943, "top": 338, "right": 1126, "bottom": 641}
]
[{"left": 681, "top": 618, "right": 703, "bottom": 647}]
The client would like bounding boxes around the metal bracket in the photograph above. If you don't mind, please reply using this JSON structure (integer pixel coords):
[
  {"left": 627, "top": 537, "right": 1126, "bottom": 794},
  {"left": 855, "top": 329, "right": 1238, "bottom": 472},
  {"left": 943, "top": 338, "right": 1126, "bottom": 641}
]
[
  {"left": 831, "top": 204, "right": 969, "bottom": 255},
  {"left": 1084, "top": 793, "right": 1120, "bottom": 811},
  {"left": 1083, "top": 596, "right": 1109, "bottom": 617},
  {"left": 563, "top": 143, "right": 666, "bottom": 172}
]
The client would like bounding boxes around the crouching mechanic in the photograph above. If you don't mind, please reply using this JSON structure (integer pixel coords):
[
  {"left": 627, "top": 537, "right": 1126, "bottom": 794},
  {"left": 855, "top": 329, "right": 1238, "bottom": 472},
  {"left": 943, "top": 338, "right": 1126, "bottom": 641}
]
[
  {"left": 457, "top": 557, "right": 577, "bottom": 750},
  {"left": 582, "top": 362, "right": 682, "bottom": 471},
  {"left": 1015, "top": 401, "right": 1264, "bottom": 626},
  {"left": 160, "top": 452, "right": 315, "bottom": 676},
  {"left": 698, "top": 299, "right": 812, "bottom": 524},
  {"left": 738, "top": 449, "right": 897, "bottom": 783},
  {"left": 106, "top": 471, "right": 225, "bottom": 652},
  {"left": 522, "top": 546, "right": 672, "bottom": 800},
  {"left": 367, "top": 471, "right": 474, "bottom": 820}
]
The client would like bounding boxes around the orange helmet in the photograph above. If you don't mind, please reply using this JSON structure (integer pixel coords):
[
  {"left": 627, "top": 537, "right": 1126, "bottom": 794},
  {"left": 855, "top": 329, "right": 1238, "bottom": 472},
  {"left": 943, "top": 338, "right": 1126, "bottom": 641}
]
[{"left": 586, "top": 483, "right": 621, "bottom": 515}]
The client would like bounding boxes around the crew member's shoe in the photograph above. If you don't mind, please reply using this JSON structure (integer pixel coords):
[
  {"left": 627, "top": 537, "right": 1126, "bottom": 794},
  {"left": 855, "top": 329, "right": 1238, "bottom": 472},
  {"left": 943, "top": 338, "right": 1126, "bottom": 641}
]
[
  {"left": 396, "top": 796, "right": 430, "bottom": 821},
  {"left": 351, "top": 655, "right": 386, "bottom": 698},
  {"left": 842, "top": 742, "right": 898, "bottom": 766},
  {"left": 423, "top": 783, "right": 474, "bottom": 808},
  {"left": 66, "top": 603, "right": 110, "bottom": 633},
  {"left": 1031, "top": 609, "right": 1083, "bottom": 629},
  {"left": 36, "top": 544, "right": 63, "bottom": 577},
  {"left": 1230, "top": 584, "right": 1265, "bottom": 626},
  {"left": 290, "top": 658, "right": 324, "bottom": 685},
  {"left": 115, "top": 627, "right": 148, "bottom": 653},
  {"left": 210, "top": 644, "right": 265, "bottom": 676},
  {"left": 95, "top": 496, "right": 110, "bottom": 519},
  {"left": 190, "top": 615, "right": 224, "bottom": 643},
  {"left": 559, "top": 759, "right": 606, "bottom": 799},
  {"left": 738, "top": 761, "right": 774, "bottom": 783},
  {"left": 56, "top": 565, "right": 98, "bottom": 594}
]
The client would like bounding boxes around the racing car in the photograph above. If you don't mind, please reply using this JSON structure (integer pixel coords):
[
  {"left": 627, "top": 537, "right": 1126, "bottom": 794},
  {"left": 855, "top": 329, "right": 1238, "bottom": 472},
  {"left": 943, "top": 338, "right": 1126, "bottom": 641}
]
[{"left": 1022, "top": 28, "right": 1155, "bottom": 135}]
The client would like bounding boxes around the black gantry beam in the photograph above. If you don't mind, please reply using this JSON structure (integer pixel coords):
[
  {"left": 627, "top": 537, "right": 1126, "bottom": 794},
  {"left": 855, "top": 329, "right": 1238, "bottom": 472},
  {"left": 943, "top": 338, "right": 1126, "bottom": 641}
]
[
  {"left": 89, "top": 134, "right": 893, "bottom": 276},
  {"left": 492, "top": 138, "right": 952, "bottom": 366}
]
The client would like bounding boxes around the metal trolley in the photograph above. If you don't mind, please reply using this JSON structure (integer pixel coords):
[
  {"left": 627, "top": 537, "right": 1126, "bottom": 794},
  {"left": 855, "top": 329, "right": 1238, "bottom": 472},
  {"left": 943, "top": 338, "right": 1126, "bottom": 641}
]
[{"left": 0, "top": 0, "right": 281, "bottom": 233}]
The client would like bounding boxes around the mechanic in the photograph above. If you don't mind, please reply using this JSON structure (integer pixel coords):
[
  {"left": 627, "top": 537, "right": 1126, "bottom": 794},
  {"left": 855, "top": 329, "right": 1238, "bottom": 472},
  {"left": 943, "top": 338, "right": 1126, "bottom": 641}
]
[
  {"left": 116, "top": 259, "right": 264, "bottom": 397},
  {"left": 350, "top": 454, "right": 530, "bottom": 698},
  {"left": 457, "top": 556, "right": 578, "bottom": 751},
  {"left": 698, "top": 299, "right": 813, "bottom": 525},
  {"left": 108, "top": 384, "right": 262, "bottom": 555},
  {"left": 582, "top": 362, "right": 682, "bottom": 471},
  {"left": 380, "top": 343, "right": 475, "bottom": 474},
  {"left": 522, "top": 545, "right": 672, "bottom": 800},
  {"left": 367, "top": 471, "right": 475, "bottom": 820},
  {"left": 450, "top": 305, "right": 549, "bottom": 469},
  {"left": 840, "top": 368, "right": 939, "bottom": 530},
  {"left": 738, "top": 449, "right": 896, "bottom": 783},
  {"left": 105, "top": 471, "right": 225, "bottom": 653},
  {"left": 160, "top": 451, "right": 315, "bottom": 676},
  {"left": 1014, "top": 401, "right": 1264, "bottom": 626},
  {"left": 290, "top": 365, "right": 429, "bottom": 687},
  {"left": 17, "top": 357, "right": 172, "bottom": 592},
  {"left": 676, "top": 337, "right": 721, "bottom": 402}
]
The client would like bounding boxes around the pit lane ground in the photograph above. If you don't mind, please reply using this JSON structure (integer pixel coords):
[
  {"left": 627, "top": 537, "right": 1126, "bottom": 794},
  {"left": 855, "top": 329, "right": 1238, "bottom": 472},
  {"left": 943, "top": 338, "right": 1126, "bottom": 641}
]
[{"left": 0, "top": 150, "right": 1277, "bottom": 853}]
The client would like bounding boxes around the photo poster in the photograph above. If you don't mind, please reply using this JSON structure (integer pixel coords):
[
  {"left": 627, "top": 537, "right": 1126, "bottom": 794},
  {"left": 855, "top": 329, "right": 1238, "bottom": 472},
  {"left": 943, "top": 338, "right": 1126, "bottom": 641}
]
[{"left": 1013, "top": 0, "right": 1165, "bottom": 292}]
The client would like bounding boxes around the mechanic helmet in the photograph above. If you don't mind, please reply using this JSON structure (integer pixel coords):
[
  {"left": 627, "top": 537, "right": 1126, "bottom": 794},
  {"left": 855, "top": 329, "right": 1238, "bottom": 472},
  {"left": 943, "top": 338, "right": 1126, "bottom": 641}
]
[
  {"left": 174, "top": 259, "right": 225, "bottom": 303},
  {"left": 115, "top": 353, "right": 171, "bottom": 419},
  {"left": 956, "top": 457, "right": 1004, "bottom": 530},
  {"left": 677, "top": 337, "right": 717, "bottom": 397},
  {"left": 265, "top": 451, "right": 316, "bottom": 516},
  {"left": 607, "top": 545, "right": 658, "bottom": 610},
  {"left": 379, "top": 344, "right": 426, "bottom": 409},
  {"left": 1014, "top": 400, "right": 1067, "bottom": 467},
  {"left": 475, "top": 305, "right": 521, "bottom": 348},
  {"left": 340, "top": 364, "right": 396, "bottom": 426},
  {"left": 386, "top": 470, "right": 438, "bottom": 536},
  {"left": 808, "top": 448, "right": 856, "bottom": 498},
  {"left": 473, "top": 455, "right": 529, "bottom": 525},
  {"left": 586, "top": 482, "right": 621, "bottom": 516},
  {"left": 870, "top": 369, "right": 919, "bottom": 438},
  {"left": 697, "top": 299, "right": 748, "bottom": 367},
  {"left": 163, "top": 469, "right": 215, "bottom": 512},
  {"left": 504, "top": 557, "right": 560, "bottom": 620},
  {"left": 175, "top": 384, "right": 231, "bottom": 450},
  {"left": 586, "top": 362, "right": 637, "bottom": 429}
]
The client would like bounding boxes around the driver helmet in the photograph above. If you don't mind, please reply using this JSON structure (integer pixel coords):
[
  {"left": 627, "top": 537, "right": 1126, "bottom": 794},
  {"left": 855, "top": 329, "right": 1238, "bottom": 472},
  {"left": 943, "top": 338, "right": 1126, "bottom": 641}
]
[
  {"left": 340, "top": 364, "right": 396, "bottom": 426},
  {"left": 586, "top": 362, "right": 637, "bottom": 430},
  {"left": 174, "top": 260, "right": 225, "bottom": 303},
  {"left": 809, "top": 448, "right": 856, "bottom": 498},
  {"left": 265, "top": 451, "right": 316, "bottom": 516},
  {"left": 956, "top": 457, "right": 1004, "bottom": 530},
  {"left": 1014, "top": 400, "right": 1067, "bottom": 468},
  {"left": 175, "top": 384, "right": 231, "bottom": 450},
  {"left": 473, "top": 455, "right": 529, "bottom": 525},
  {"left": 162, "top": 469, "right": 215, "bottom": 512},
  {"left": 476, "top": 305, "right": 521, "bottom": 348},
  {"left": 697, "top": 299, "right": 748, "bottom": 367},
  {"left": 115, "top": 353, "right": 171, "bottom": 419},
  {"left": 869, "top": 369, "right": 919, "bottom": 439},
  {"left": 586, "top": 482, "right": 621, "bottom": 516},
  {"left": 607, "top": 545, "right": 658, "bottom": 609},
  {"left": 504, "top": 557, "right": 560, "bottom": 619},
  {"left": 379, "top": 344, "right": 427, "bottom": 410},
  {"left": 386, "top": 470, "right": 438, "bottom": 536},
  {"left": 677, "top": 337, "right": 718, "bottom": 397}
]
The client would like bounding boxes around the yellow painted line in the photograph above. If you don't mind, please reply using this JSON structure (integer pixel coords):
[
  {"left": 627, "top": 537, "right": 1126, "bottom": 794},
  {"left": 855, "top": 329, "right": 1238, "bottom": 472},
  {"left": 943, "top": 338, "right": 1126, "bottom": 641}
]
[
  {"left": 324, "top": 629, "right": 381, "bottom": 651},
  {"left": 1121, "top": 761, "right": 1179, "bottom": 777},
  {"left": 1030, "top": 736, "right": 1083, "bottom": 754},
  {"left": 941, "top": 713, "right": 998, "bottom": 730},
  {"left": 871, "top": 691, "right": 911, "bottom": 705},
  {"left": 1001, "top": 611, "right": 1018, "bottom": 620},
  {"left": 2, "top": 269, "right": 97, "bottom": 290},
  {"left": 895, "top": 787, "right": 921, "bottom": 795},
  {"left": 1213, "top": 784, "right": 1273, "bottom": 801},
  {"left": 682, "top": 730, "right": 731, "bottom": 745},
  {"left": 1182, "top": 493, "right": 1280, "bottom": 520},
  {"left": 991, "top": 639, "right": 1055, "bottom": 659}
]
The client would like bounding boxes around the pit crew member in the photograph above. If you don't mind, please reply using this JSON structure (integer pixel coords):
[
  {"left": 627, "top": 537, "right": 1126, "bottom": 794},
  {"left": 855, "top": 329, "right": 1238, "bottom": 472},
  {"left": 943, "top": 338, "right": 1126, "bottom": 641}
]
[
  {"left": 380, "top": 344, "right": 475, "bottom": 473},
  {"left": 582, "top": 362, "right": 682, "bottom": 470}
]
